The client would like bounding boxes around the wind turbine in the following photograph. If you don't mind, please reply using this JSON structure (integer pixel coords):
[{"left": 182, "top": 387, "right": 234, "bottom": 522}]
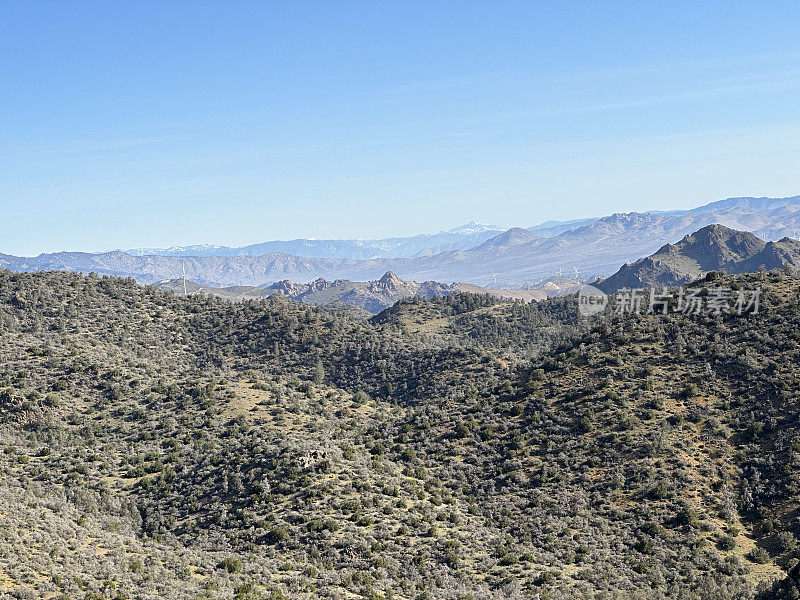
[
  {"left": 490, "top": 272, "right": 499, "bottom": 286},
  {"left": 181, "top": 259, "right": 188, "bottom": 297},
  {"left": 573, "top": 265, "right": 579, "bottom": 279}
]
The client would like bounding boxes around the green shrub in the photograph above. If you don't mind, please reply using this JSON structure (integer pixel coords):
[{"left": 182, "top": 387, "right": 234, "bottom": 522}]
[
  {"left": 747, "top": 547, "right": 770, "bottom": 564},
  {"left": 218, "top": 556, "right": 243, "bottom": 573}
]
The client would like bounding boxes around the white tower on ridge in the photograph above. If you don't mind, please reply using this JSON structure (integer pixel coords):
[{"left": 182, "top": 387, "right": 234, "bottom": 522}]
[{"left": 182, "top": 260, "right": 188, "bottom": 297}]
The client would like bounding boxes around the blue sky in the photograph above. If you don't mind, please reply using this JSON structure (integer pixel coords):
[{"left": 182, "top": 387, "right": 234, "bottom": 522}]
[{"left": 3, "top": 1, "right": 800, "bottom": 255}]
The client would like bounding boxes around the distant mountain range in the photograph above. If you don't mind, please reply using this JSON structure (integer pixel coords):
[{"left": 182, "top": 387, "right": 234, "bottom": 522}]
[
  {"left": 4, "top": 195, "right": 800, "bottom": 288},
  {"left": 598, "top": 224, "right": 800, "bottom": 292},
  {"left": 123, "top": 196, "right": 800, "bottom": 262},
  {"left": 125, "top": 221, "right": 509, "bottom": 260}
]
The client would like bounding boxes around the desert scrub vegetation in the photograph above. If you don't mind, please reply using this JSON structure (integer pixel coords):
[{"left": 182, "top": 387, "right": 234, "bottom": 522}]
[{"left": 0, "top": 269, "right": 799, "bottom": 598}]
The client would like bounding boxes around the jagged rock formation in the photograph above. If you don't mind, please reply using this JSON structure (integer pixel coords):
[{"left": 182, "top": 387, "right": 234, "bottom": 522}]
[{"left": 155, "top": 271, "right": 459, "bottom": 314}]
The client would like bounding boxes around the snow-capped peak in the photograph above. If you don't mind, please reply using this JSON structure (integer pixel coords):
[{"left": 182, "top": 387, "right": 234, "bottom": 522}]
[{"left": 447, "top": 221, "right": 506, "bottom": 235}]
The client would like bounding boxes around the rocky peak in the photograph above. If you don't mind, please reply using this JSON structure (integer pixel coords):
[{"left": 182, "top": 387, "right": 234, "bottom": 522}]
[
  {"left": 378, "top": 271, "right": 402, "bottom": 287},
  {"left": 308, "top": 277, "right": 332, "bottom": 292}
]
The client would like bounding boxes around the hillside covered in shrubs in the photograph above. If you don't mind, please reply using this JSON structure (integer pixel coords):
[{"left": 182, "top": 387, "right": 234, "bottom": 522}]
[{"left": 2, "top": 269, "right": 800, "bottom": 599}]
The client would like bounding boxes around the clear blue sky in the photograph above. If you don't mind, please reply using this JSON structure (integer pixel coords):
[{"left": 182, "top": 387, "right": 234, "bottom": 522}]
[{"left": 3, "top": 1, "right": 800, "bottom": 255}]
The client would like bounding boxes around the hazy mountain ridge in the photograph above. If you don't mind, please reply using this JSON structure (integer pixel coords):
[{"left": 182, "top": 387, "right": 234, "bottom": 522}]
[
  {"left": 125, "top": 221, "right": 509, "bottom": 260},
  {"left": 5, "top": 195, "right": 800, "bottom": 288},
  {"left": 122, "top": 196, "right": 800, "bottom": 261}
]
